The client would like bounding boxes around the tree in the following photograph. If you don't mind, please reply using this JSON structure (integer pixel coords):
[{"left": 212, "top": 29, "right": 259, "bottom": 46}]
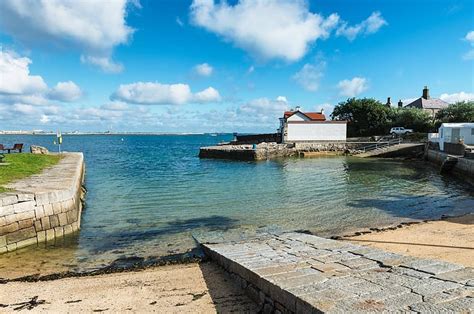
[
  {"left": 331, "top": 98, "right": 392, "bottom": 137},
  {"left": 389, "top": 108, "right": 434, "bottom": 133},
  {"left": 435, "top": 101, "right": 474, "bottom": 123}
]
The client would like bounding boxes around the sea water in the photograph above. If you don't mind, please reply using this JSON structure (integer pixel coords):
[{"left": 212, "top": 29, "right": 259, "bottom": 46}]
[{"left": 0, "top": 134, "right": 472, "bottom": 277}]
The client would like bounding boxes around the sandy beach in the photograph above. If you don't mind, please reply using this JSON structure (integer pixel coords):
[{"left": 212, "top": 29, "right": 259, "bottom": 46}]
[
  {"left": 0, "top": 262, "right": 258, "bottom": 313},
  {"left": 347, "top": 214, "right": 474, "bottom": 267},
  {"left": 1, "top": 215, "right": 472, "bottom": 312}
]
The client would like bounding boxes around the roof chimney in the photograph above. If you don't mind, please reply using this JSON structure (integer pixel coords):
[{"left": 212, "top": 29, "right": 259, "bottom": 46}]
[
  {"left": 422, "top": 86, "right": 430, "bottom": 100},
  {"left": 398, "top": 99, "right": 403, "bottom": 108},
  {"left": 320, "top": 108, "right": 325, "bottom": 115},
  {"left": 386, "top": 97, "right": 392, "bottom": 107}
]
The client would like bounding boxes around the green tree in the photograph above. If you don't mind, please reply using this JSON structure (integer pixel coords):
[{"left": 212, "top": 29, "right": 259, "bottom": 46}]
[
  {"left": 389, "top": 108, "right": 434, "bottom": 133},
  {"left": 435, "top": 101, "right": 474, "bottom": 122},
  {"left": 331, "top": 98, "right": 392, "bottom": 137}
]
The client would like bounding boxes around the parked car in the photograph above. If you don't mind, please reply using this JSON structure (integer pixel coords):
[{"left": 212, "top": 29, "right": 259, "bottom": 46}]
[{"left": 390, "top": 127, "right": 413, "bottom": 136}]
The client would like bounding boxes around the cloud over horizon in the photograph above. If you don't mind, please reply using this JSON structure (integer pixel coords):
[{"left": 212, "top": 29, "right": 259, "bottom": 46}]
[
  {"left": 439, "top": 91, "right": 474, "bottom": 103},
  {"left": 111, "top": 82, "right": 221, "bottom": 105}
]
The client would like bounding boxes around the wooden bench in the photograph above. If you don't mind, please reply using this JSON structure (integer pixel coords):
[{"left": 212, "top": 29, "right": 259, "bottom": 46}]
[{"left": 1, "top": 143, "right": 23, "bottom": 153}]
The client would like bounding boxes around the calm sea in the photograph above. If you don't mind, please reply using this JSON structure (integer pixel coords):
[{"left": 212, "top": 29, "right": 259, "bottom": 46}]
[{"left": 0, "top": 134, "right": 473, "bottom": 277}]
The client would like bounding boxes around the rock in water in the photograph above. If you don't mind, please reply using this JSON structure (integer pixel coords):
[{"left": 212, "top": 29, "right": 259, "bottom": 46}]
[{"left": 30, "top": 145, "right": 49, "bottom": 154}]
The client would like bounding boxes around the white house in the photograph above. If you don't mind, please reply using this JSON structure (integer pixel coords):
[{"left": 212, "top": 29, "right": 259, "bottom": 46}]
[
  {"left": 279, "top": 108, "right": 347, "bottom": 142},
  {"left": 435, "top": 123, "right": 474, "bottom": 151}
]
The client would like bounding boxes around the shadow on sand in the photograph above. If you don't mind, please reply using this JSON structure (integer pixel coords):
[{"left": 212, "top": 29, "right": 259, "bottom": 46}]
[{"left": 198, "top": 261, "right": 259, "bottom": 312}]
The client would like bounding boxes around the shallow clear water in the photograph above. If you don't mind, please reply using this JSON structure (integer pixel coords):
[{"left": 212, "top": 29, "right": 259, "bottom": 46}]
[{"left": 0, "top": 134, "right": 472, "bottom": 277}]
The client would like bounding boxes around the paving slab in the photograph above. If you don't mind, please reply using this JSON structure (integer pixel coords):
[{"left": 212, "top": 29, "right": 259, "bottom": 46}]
[{"left": 201, "top": 232, "right": 473, "bottom": 313}]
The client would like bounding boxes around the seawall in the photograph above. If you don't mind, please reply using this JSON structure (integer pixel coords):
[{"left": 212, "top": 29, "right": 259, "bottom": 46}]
[
  {"left": 199, "top": 142, "right": 417, "bottom": 161},
  {"left": 0, "top": 153, "right": 85, "bottom": 253},
  {"left": 426, "top": 149, "right": 474, "bottom": 178}
]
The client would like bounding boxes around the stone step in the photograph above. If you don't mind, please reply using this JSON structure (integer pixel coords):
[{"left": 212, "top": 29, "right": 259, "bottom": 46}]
[{"left": 201, "top": 232, "right": 473, "bottom": 313}]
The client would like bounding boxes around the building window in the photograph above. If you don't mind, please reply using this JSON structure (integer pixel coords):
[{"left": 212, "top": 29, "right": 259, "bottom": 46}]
[{"left": 471, "top": 128, "right": 474, "bottom": 136}]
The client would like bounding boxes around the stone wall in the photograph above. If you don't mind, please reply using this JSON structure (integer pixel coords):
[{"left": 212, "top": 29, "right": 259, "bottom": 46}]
[
  {"left": 199, "top": 142, "right": 370, "bottom": 161},
  {"left": 426, "top": 149, "right": 474, "bottom": 178},
  {"left": 0, "top": 153, "right": 85, "bottom": 253}
]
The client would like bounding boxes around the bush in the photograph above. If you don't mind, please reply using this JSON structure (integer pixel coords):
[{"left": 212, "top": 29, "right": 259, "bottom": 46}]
[
  {"left": 331, "top": 98, "right": 392, "bottom": 137},
  {"left": 436, "top": 101, "right": 474, "bottom": 123},
  {"left": 389, "top": 108, "right": 435, "bottom": 133}
]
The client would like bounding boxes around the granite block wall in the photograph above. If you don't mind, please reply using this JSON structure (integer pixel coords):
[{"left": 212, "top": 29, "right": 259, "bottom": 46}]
[{"left": 0, "top": 153, "right": 85, "bottom": 253}]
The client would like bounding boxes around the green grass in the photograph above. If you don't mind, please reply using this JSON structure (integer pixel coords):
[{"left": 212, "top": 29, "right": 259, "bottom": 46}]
[{"left": 0, "top": 154, "right": 61, "bottom": 193}]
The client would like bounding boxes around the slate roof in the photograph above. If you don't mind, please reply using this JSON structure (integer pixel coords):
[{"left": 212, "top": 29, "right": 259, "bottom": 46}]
[{"left": 405, "top": 97, "right": 449, "bottom": 110}]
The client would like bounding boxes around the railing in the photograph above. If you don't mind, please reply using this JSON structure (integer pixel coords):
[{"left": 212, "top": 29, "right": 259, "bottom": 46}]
[{"left": 359, "top": 137, "right": 402, "bottom": 153}]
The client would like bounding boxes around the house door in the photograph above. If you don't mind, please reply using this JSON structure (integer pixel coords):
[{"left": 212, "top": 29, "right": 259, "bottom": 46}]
[{"left": 451, "top": 128, "right": 461, "bottom": 143}]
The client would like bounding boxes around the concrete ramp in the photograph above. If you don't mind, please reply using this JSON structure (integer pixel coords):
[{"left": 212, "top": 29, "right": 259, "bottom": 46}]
[
  {"left": 202, "top": 233, "right": 473, "bottom": 313},
  {"left": 357, "top": 143, "right": 424, "bottom": 158}
]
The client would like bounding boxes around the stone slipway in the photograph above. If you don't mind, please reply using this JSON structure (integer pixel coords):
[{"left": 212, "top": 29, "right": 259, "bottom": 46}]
[
  {"left": 0, "top": 153, "right": 85, "bottom": 253},
  {"left": 202, "top": 232, "right": 473, "bottom": 313}
]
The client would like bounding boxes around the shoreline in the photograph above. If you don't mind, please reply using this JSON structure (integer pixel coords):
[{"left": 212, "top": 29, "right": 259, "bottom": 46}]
[
  {"left": 345, "top": 213, "right": 474, "bottom": 267},
  {"left": 1, "top": 213, "right": 472, "bottom": 282}
]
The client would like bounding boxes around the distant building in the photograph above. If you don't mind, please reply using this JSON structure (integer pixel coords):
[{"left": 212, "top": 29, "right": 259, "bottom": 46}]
[
  {"left": 279, "top": 107, "right": 347, "bottom": 142},
  {"left": 404, "top": 86, "right": 449, "bottom": 117}
]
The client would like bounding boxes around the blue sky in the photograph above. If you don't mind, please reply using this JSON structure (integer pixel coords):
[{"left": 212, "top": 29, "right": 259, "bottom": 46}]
[{"left": 0, "top": 0, "right": 473, "bottom": 132}]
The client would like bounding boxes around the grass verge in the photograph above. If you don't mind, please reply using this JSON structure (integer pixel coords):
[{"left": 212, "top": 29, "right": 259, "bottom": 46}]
[{"left": 0, "top": 154, "right": 61, "bottom": 193}]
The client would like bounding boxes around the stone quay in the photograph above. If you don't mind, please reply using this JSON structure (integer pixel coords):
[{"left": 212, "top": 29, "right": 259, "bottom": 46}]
[
  {"left": 0, "top": 153, "right": 85, "bottom": 253},
  {"left": 202, "top": 232, "right": 473, "bottom": 313}
]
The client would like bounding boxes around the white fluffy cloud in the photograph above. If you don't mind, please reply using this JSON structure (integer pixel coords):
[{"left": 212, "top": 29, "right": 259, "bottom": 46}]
[
  {"left": 0, "top": 0, "right": 137, "bottom": 72},
  {"left": 465, "top": 31, "right": 474, "bottom": 43},
  {"left": 48, "top": 81, "right": 82, "bottom": 102},
  {"left": 439, "top": 92, "right": 474, "bottom": 103},
  {"left": 336, "top": 12, "right": 387, "bottom": 41},
  {"left": 337, "top": 77, "right": 368, "bottom": 97},
  {"left": 463, "top": 30, "right": 474, "bottom": 60},
  {"left": 194, "top": 63, "right": 213, "bottom": 76},
  {"left": 80, "top": 55, "right": 124, "bottom": 74},
  {"left": 238, "top": 96, "right": 288, "bottom": 124},
  {"left": 0, "top": 50, "right": 47, "bottom": 95},
  {"left": 292, "top": 62, "right": 325, "bottom": 92},
  {"left": 194, "top": 87, "right": 221, "bottom": 103},
  {"left": 190, "top": 0, "right": 340, "bottom": 62},
  {"left": 101, "top": 102, "right": 129, "bottom": 111},
  {"left": 111, "top": 82, "right": 221, "bottom": 105},
  {"left": 0, "top": 49, "right": 82, "bottom": 127}
]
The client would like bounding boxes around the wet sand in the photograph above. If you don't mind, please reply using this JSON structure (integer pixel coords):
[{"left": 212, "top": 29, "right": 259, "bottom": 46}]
[
  {"left": 347, "top": 214, "right": 474, "bottom": 267},
  {"left": 0, "top": 262, "right": 258, "bottom": 313}
]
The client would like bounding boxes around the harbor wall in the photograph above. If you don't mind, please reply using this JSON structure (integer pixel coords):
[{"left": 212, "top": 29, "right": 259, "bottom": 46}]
[
  {"left": 0, "top": 153, "right": 85, "bottom": 253},
  {"left": 426, "top": 149, "right": 474, "bottom": 178},
  {"left": 200, "top": 142, "right": 375, "bottom": 161}
]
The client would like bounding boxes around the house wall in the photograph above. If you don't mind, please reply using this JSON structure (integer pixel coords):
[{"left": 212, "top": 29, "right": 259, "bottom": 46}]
[
  {"left": 286, "top": 112, "right": 309, "bottom": 122},
  {"left": 439, "top": 127, "right": 474, "bottom": 151},
  {"left": 286, "top": 123, "right": 347, "bottom": 142}
]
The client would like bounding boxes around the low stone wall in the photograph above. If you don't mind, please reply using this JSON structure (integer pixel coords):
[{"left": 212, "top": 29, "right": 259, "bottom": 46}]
[
  {"left": 200, "top": 142, "right": 372, "bottom": 161},
  {"left": 0, "top": 153, "right": 85, "bottom": 253},
  {"left": 426, "top": 149, "right": 474, "bottom": 178}
]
